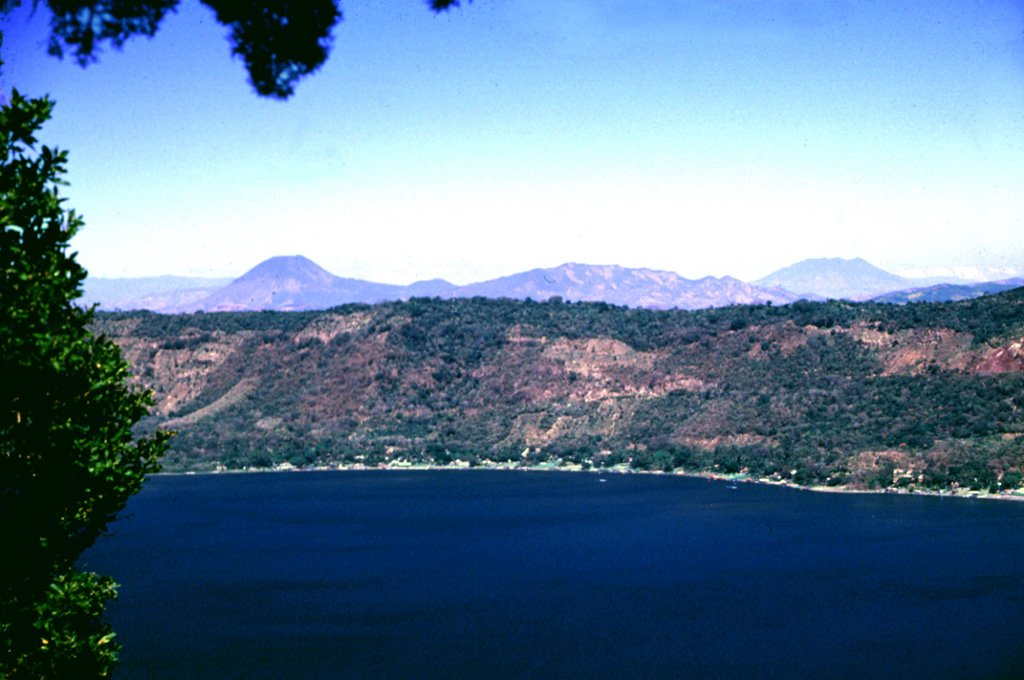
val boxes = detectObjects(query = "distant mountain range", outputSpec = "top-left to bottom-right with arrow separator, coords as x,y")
78,275 -> 234,311
752,257 -> 971,301
167,256 -> 455,312
81,255 -> 1013,313
870,278 -> 1024,304
444,262 -> 800,309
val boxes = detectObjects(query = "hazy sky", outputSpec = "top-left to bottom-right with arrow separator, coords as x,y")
3,0 -> 1023,284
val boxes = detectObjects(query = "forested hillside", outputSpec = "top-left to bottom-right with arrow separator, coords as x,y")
93,289 -> 1024,493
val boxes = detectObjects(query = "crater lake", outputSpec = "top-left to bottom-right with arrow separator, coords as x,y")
80,470 -> 1024,680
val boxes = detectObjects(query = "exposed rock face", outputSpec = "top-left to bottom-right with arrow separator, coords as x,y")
847,324 -> 976,375
115,331 -> 249,417
974,339 -> 1024,374
93,290 -> 1024,488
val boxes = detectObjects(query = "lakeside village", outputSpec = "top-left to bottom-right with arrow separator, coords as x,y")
185,448 -> 1024,500
108,292 -> 1024,500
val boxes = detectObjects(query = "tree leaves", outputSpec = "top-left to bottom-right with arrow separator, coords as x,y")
26,0 -> 468,98
0,90 -> 168,679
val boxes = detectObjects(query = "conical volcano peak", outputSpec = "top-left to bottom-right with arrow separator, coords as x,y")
236,255 -> 336,286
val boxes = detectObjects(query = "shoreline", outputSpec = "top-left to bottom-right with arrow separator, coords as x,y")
154,461 -> 1024,501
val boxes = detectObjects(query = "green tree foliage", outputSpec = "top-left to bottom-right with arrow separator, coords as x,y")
32,0 -> 338,98
11,0 -> 469,98
102,290 -> 1024,491
0,91 -> 168,678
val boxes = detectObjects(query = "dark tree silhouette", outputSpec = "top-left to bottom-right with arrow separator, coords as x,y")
42,0 -> 339,98
19,0 -> 468,99
0,88 -> 169,679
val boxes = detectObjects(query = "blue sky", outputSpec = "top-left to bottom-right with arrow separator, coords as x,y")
3,0 -> 1023,284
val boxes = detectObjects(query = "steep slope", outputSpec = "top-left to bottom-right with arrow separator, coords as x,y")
99,289 -> 1024,492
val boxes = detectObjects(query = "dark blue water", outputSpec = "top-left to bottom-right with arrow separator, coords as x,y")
80,470 -> 1024,680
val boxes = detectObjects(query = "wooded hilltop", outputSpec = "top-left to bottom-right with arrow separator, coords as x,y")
93,289 -> 1024,493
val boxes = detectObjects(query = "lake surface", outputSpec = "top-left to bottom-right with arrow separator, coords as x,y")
80,470 -> 1024,680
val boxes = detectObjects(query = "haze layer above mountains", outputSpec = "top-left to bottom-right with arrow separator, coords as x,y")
81,256 -> 1024,313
